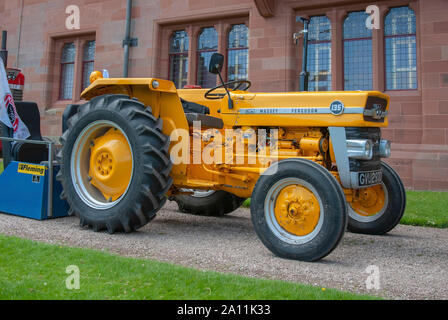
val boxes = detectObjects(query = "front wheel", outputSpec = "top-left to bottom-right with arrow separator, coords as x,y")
347,162 -> 406,235
250,159 -> 347,262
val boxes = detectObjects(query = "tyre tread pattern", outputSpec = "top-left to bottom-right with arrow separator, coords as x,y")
57,94 -> 172,233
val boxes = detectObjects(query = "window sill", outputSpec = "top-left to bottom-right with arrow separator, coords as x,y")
384,89 -> 421,97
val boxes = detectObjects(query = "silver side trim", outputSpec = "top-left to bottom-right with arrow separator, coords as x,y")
238,107 -> 365,115
328,127 -> 352,188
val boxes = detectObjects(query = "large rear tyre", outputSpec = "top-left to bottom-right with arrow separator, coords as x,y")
58,94 -> 173,233
250,159 -> 347,262
174,190 -> 245,216
347,162 -> 406,235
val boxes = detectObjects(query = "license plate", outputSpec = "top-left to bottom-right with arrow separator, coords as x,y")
358,170 -> 382,187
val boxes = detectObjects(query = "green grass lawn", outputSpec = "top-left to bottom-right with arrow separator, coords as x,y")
400,190 -> 448,228
243,190 -> 448,228
0,234 -> 378,300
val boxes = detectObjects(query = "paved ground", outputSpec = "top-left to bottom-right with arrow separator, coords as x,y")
0,201 -> 447,300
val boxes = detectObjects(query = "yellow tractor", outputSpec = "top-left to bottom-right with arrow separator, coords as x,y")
58,53 -> 405,261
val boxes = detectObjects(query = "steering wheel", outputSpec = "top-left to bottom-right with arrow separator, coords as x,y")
204,80 -> 251,100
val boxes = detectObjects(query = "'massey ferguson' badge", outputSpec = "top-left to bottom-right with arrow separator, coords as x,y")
358,170 -> 382,187
329,100 -> 345,115
17,163 -> 46,176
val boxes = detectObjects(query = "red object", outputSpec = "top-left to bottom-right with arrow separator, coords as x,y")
6,68 -> 25,90
183,85 -> 202,89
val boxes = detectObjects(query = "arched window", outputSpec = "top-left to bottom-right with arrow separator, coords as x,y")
228,24 -> 249,81
343,11 -> 372,90
59,42 -> 76,100
169,30 -> 189,88
306,16 -> 332,91
197,27 -> 218,88
82,40 -> 96,90
385,6 -> 417,90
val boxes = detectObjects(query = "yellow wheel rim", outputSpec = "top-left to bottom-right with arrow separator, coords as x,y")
350,184 -> 386,217
89,128 -> 133,202
274,184 -> 321,237
71,120 -> 134,209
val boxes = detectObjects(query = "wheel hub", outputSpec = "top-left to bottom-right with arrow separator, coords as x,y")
94,152 -> 114,177
274,185 -> 320,236
89,128 -> 132,202
350,184 -> 386,217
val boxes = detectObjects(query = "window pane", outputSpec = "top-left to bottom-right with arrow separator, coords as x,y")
385,7 -> 417,90
343,11 -> 371,39
344,39 -> 372,90
385,6 -> 416,36
385,36 -> 417,90
82,62 -> 95,90
343,12 -> 372,90
228,24 -> 248,49
169,31 -> 189,88
170,30 -> 189,53
198,51 -> 217,88
308,16 -> 331,42
82,41 -> 96,90
228,24 -> 249,81
83,40 -> 95,61
198,27 -> 218,50
61,42 -> 76,63
60,42 -> 75,100
197,27 -> 218,88
169,54 -> 188,89
60,63 -> 74,100
307,16 -> 331,91
228,48 -> 249,81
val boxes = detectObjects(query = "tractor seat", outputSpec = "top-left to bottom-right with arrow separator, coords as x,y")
184,113 -> 224,129
11,101 -> 48,164
180,98 -> 223,128
180,98 -> 210,115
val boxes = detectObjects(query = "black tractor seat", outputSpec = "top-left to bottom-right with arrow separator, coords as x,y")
180,98 -> 223,129
180,98 -> 210,115
184,113 -> 224,129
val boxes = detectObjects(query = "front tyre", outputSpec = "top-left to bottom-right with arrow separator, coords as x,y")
347,162 -> 406,235
58,94 -> 173,233
250,159 -> 347,262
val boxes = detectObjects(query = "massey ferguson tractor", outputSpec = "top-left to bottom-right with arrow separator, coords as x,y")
58,53 -> 405,261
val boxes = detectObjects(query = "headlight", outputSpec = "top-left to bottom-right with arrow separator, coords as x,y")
346,139 -> 373,160
379,139 -> 391,158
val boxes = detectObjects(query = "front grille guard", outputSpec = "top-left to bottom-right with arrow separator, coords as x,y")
329,127 -> 382,189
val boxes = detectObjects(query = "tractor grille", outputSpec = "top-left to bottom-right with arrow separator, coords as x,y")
346,127 -> 381,172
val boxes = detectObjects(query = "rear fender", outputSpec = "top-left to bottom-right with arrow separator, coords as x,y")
80,78 -> 189,177
80,78 -> 189,134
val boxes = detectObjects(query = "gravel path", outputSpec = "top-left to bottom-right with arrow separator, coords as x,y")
0,201 -> 447,300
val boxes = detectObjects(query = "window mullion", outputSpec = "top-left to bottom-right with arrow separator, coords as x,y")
187,26 -> 197,86
73,39 -> 84,102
